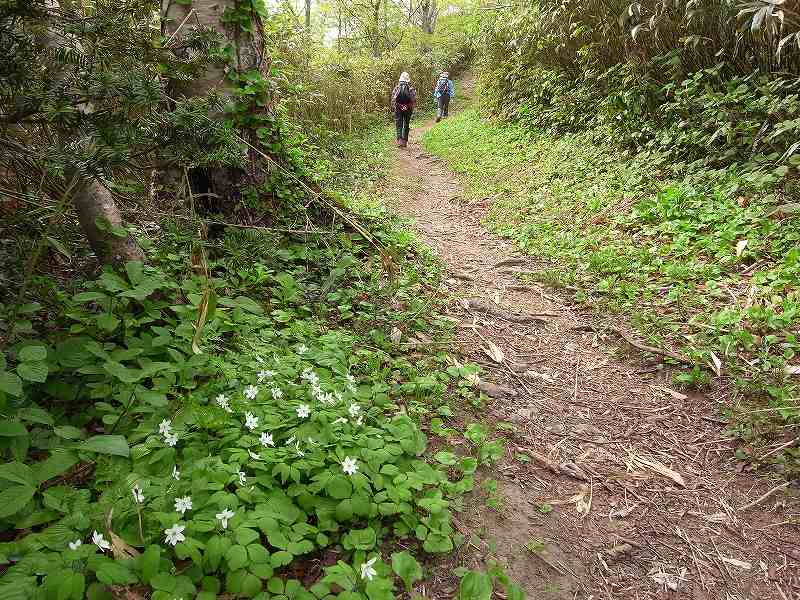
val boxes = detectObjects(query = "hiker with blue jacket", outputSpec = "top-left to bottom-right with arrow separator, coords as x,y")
434,71 -> 455,122
391,72 -> 417,148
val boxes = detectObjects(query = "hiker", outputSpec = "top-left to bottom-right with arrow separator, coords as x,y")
391,72 -> 416,148
434,71 -> 455,122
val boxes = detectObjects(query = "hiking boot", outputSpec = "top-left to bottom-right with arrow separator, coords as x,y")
396,139 -> 403,147
400,139 -> 407,148
435,116 -> 441,123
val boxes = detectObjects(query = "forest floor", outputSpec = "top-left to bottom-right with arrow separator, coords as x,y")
386,83 -> 800,599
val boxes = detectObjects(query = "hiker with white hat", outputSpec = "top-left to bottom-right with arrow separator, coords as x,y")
390,72 -> 417,148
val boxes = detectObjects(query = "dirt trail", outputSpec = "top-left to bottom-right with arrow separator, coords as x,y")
388,94 -> 799,599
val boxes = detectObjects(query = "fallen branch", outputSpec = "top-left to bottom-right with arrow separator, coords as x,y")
760,438 -> 799,461
573,324 -> 692,365
738,481 -> 791,512
490,257 -> 527,269
464,298 -> 550,324
516,446 -> 589,482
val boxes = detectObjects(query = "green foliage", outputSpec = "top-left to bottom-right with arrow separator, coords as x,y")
0,112 -> 492,595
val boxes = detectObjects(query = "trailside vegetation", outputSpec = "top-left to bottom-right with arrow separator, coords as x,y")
427,0 -> 800,470
0,1 -> 508,599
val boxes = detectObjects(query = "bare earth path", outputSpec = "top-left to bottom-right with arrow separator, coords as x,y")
388,110 -> 800,599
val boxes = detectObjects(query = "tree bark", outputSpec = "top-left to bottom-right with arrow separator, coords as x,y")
41,0 -> 145,266
305,0 -> 311,28
71,178 -> 145,266
161,0 -> 264,204
372,0 -> 382,57
420,0 -> 436,34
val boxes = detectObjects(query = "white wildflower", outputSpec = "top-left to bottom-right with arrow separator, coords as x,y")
68,539 -> 82,551
296,404 -> 310,419
302,368 -> 319,386
244,385 -> 259,400
296,344 -> 308,354
132,485 -> 145,504
346,374 -> 356,385
164,523 -> 185,546
348,404 -> 361,417
248,450 -> 261,460
92,530 -> 111,552
244,412 -> 259,431
172,465 -> 180,480
360,557 -> 378,581
238,471 -> 247,486
216,508 -> 235,529
164,432 -> 178,447
354,415 -> 364,427
174,496 -> 192,515
216,393 -> 231,412
295,442 -> 305,458
257,370 -> 275,382
271,387 -> 283,399
158,419 -> 172,436
342,456 -> 359,476
260,432 -> 274,447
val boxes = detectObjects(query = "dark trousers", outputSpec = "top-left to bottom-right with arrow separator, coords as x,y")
437,95 -> 450,119
395,109 -> 412,141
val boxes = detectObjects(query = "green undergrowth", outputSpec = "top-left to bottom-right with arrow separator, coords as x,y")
0,127 -> 521,599
424,109 -> 800,473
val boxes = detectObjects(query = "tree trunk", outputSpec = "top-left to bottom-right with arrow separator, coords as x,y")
42,0 -> 144,266
72,178 -> 145,266
161,0 -> 264,204
421,0 -> 436,35
305,0 -> 311,28
372,0 -> 382,57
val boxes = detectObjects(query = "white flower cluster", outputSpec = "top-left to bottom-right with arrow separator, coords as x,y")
79,361 -> 370,560
216,393 -> 232,413
159,419 -> 178,447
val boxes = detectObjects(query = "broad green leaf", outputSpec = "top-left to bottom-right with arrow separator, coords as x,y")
0,461 -> 36,487
0,372 -> 23,397
247,543 -> 270,564
225,545 -> 248,571
96,314 -> 120,332
18,345 -> 47,362
125,261 -> 145,285
457,571 -> 492,600
18,406 -> 53,425
54,425 -> 84,440
80,434 -> 130,457
391,551 -> 423,591
326,475 -> 352,499
0,484 -> 36,518
270,550 -> 293,567
17,361 -> 48,383
235,527 -> 259,546
434,451 -> 458,465
73,292 -> 107,303
240,573 -> 261,596
0,421 -> 28,436
234,296 -> 264,314
35,450 -> 79,484
139,545 -> 161,583
103,361 -> 144,383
